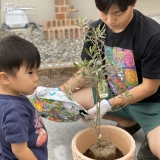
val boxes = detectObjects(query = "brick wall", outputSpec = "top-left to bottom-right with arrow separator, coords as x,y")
43,18 -> 88,39
43,0 -> 87,39
55,0 -> 69,19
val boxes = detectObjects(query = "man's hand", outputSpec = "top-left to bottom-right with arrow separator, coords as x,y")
88,99 -> 112,117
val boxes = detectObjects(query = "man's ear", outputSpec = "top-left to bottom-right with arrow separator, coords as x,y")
0,72 -> 10,84
133,0 -> 137,7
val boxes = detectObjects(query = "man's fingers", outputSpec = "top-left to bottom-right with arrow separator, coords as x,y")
87,106 -> 97,115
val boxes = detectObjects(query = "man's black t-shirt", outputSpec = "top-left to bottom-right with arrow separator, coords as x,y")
81,10 -> 160,102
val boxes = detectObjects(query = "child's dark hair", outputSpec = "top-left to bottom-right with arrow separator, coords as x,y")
0,35 -> 41,76
95,0 -> 136,14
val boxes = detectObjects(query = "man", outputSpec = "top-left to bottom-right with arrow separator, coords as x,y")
59,0 -> 160,159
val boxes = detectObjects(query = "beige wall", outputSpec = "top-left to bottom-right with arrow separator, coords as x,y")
69,0 -> 160,20
1,0 -> 55,25
1,0 -> 160,25
135,0 -> 160,16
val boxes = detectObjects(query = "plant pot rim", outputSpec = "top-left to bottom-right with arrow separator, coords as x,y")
72,125 -> 136,160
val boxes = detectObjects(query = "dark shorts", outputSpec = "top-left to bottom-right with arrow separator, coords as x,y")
92,87 -> 160,135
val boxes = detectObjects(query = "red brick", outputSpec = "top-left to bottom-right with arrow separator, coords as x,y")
54,29 -> 59,39
79,29 -> 85,38
64,29 -> 69,38
64,0 -> 69,5
52,20 -> 56,27
55,7 -> 59,13
56,13 -> 65,19
71,19 -> 75,26
66,19 -> 70,26
65,13 -> 69,19
43,31 -> 48,40
43,21 -> 48,30
62,19 -> 65,26
49,30 -> 54,40
57,20 -> 61,26
75,28 -> 79,38
69,28 -> 74,38
55,0 -> 64,6
48,21 -> 51,28
59,6 -> 69,12
59,30 -> 64,39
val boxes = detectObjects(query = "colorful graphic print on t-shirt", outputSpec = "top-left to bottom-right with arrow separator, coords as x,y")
34,110 -> 48,147
105,46 -> 138,95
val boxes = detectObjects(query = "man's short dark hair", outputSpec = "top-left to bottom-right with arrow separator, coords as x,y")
95,0 -> 136,13
0,35 -> 41,76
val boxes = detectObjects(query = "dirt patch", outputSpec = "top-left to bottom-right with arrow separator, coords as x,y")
38,67 -> 78,87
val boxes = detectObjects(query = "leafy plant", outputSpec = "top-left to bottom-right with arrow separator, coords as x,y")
65,17 -> 133,145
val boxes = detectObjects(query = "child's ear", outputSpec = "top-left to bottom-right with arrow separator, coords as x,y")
0,72 -> 10,84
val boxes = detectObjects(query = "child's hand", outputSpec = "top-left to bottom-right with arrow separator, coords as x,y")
87,99 -> 112,117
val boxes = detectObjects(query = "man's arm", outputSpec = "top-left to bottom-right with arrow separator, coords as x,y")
109,78 -> 160,107
88,78 -> 160,116
59,69 -> 89,93
11,142 -> 37,160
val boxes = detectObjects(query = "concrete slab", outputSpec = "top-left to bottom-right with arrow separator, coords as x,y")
44,118 -> 145,160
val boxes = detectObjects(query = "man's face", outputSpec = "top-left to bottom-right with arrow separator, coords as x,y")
98,4 -> 135,33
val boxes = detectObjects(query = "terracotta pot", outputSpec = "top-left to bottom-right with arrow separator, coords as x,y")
72,125 -> 136,160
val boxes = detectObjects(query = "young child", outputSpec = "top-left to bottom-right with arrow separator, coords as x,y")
0,35 -> 48,160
